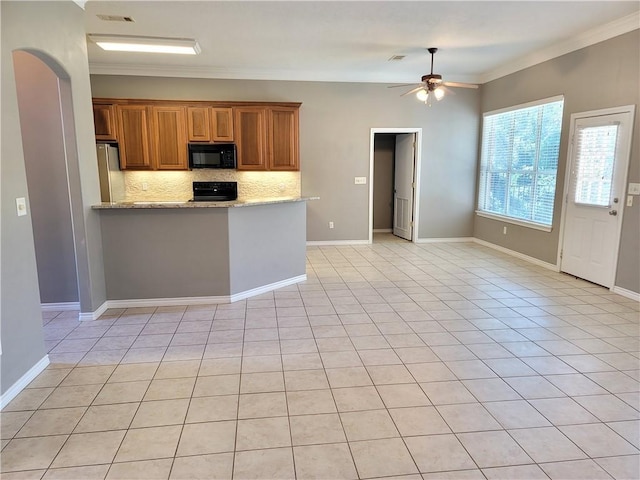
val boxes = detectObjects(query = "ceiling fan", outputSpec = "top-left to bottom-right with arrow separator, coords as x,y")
390,48 -> 478,104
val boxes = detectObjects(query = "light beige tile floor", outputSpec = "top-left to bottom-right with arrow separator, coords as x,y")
2,235 -> 639,479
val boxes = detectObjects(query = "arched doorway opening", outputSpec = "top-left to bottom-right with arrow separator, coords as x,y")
12,50 -> 81,317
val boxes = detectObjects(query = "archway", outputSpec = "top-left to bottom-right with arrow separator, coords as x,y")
12,50 -> 81,314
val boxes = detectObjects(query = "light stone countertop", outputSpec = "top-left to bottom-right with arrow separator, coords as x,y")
92,197 -> 318,209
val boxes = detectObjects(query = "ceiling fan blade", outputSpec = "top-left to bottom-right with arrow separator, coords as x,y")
443,81 -> 479,89
439,85 -> 455,97
401,85 -> 426,97
388,83 -> 419,89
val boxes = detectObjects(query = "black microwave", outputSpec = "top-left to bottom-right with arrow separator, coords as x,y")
188,143 -> 236,169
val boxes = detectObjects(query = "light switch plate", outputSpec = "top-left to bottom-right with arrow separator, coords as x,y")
354,177 -> 367,185
16,197 -> 27,217
628,183 -> 640,195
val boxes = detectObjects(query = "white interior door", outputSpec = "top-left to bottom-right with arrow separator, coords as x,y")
561,109 -> 634,288
393,133 -> 415,240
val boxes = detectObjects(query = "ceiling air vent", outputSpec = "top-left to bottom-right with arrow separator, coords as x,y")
388,55 -> 406,61
97,14 -> 135,22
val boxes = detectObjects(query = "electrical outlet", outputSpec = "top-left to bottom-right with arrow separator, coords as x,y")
354,177 -> 367,185
627,196 -> 633,207
16,197 -> 27,217
142,182 -> 148,191
503,226 -> 507,235
329,221 -> 334,229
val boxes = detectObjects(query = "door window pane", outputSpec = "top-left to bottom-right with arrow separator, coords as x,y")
574,124 -> 618,206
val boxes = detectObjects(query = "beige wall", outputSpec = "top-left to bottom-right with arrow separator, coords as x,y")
476,30 -> 639,293
90,75 -> 480,241
1,0 -> 106,395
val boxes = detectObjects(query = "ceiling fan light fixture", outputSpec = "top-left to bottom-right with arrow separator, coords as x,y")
88,34 -> 201,55
416,88 -> 429,102
390,46 -> 477,106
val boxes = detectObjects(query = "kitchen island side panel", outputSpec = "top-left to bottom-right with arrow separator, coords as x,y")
228,202 -> 306,294
100,208 -> 231,299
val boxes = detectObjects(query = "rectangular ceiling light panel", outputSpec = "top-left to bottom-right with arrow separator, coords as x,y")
88,34 -> 201,55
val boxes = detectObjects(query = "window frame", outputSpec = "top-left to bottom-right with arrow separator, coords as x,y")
476,95 -> 565,232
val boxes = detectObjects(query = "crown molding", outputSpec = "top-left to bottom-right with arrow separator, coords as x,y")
480,11 -> 640,84
88,62 -> 478,85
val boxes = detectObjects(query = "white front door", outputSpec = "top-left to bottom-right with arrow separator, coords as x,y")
560,108 -> 634,288
393,133 -> 415,240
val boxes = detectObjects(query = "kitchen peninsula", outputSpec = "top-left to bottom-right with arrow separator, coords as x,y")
93,197 -> 314,304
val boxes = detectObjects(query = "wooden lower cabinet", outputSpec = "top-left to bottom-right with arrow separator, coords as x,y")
235,107 -> 268,170
151,106 -> 187,170
116,105 -> 152,170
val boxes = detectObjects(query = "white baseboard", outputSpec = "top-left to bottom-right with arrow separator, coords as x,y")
309,237 -> 474,246
0,355 -> 50,409
230,275 -> 307,302
611,286 -> 640,302
79,301 -> 109,322
415,237 -> 474,244
80,275 -> 307,320
473,238 -> 559,272
41,302 -> 80,312
307,240 -> 370,246
105,295 -> 230,310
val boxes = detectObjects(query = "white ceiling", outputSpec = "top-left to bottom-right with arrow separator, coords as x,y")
84,1 -> 640,85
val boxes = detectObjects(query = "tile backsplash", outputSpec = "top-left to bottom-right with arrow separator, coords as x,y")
124,170 -> 301,201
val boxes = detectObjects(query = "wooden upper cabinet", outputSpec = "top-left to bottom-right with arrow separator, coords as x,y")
151,106 -> 188,170
268,107 -> 299,171
235,107 -> 267,170
211,108 -> 234,141
97,99 -> 299,171
116,105 -> 152,170
187,107 -> 210,142
187,107 -> 234,142
93,103 -> 117,141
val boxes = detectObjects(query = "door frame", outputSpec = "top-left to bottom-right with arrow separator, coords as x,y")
557,104 -> 635,288
369,128 -> 423,244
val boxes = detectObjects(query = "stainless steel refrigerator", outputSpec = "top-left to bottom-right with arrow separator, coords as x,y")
96,143 -> 125,203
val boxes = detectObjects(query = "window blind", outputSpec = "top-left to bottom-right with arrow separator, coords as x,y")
478,97 -> 564,226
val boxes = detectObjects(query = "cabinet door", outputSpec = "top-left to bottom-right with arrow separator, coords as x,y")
187,107 -> 210,142
117,105 -> 152,170
268,107 -> 299,171
93,103 -> 117,141
151,106 -> 188,170
235,107 -> 267,170
211,107 -> 234,141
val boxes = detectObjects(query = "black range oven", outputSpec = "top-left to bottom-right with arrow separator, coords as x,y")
191,181 -> 238,202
